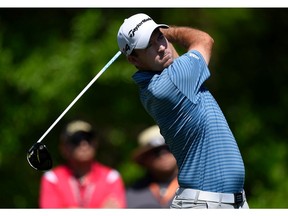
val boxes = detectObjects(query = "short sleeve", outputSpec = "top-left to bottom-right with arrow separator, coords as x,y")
168,50 -> 211,102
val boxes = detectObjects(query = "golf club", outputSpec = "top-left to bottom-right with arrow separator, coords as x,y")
27,51 -> 122,171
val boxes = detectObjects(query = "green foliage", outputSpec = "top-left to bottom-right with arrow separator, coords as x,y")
0,8 -> 288,208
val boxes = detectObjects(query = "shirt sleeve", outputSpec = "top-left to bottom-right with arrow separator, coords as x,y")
168,50 -> 211,103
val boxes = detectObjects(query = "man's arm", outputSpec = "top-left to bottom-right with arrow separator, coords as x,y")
161,26 -> 214,64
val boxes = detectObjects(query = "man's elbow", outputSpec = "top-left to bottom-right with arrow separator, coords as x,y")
205,33 -> 214,52
203,33 -> 214,64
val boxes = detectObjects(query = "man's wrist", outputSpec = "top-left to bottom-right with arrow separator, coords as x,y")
161,26 -> 178,43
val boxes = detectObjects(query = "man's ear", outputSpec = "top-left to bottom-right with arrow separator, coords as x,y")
127,55 -> 141,68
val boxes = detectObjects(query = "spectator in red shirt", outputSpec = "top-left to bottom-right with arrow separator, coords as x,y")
39,120 -> 126,208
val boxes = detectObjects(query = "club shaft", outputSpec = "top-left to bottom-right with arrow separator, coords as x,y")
37,51 -> 122,143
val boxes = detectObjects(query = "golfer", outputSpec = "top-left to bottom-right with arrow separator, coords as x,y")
117,13 -> 249,209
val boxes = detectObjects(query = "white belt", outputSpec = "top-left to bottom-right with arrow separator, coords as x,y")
176,188 -> 246,204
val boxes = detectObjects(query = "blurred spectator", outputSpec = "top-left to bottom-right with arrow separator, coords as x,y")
126,125 -> 178,208
39,120 -> 126,208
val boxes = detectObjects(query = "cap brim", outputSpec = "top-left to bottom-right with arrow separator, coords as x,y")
135,24 -> 169,50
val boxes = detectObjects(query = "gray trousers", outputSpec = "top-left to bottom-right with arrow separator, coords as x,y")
170,188 -> 249,209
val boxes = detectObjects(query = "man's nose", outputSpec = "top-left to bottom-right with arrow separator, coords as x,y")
158,44 -> 166,52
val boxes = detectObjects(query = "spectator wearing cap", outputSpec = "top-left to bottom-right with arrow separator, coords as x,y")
39,120 -> 126,208
126,125 -> 178,208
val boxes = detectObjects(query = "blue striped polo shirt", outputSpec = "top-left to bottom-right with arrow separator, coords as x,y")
132,50 -> 245,193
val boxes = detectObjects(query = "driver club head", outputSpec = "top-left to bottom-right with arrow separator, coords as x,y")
27,142 -> 53,171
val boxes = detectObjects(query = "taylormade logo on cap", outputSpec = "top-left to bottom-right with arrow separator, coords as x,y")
117,13 -> 168,56
128,17 -> 152,38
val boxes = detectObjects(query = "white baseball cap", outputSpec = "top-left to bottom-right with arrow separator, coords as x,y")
65,120 -> 93,135
117,13 -> 168,56
61,120 -> 96,143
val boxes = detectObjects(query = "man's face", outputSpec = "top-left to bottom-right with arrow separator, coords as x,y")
139,145 -> 177,174
129,28 -> 174,71
61,132 -> 97,163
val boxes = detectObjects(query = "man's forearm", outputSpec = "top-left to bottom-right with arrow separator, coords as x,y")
161,26 -> 213,50
161,26 -> 214,64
